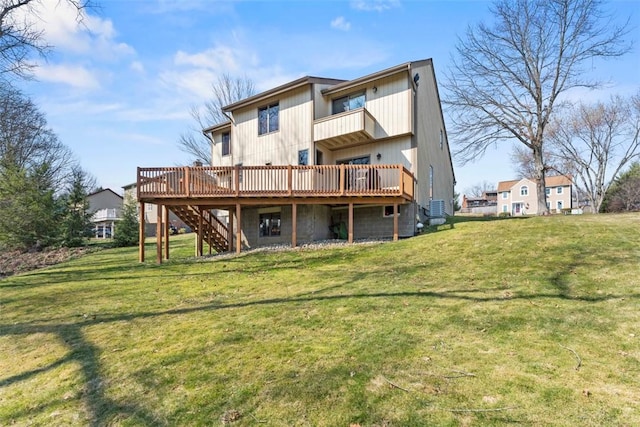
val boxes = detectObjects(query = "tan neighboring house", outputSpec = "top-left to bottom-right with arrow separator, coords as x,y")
87,188 -> 123,238
497,175 -> 573,216
122,182 -> 188,237
136,59 -> 455,260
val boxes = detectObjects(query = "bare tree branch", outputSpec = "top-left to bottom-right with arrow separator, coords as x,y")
0,0 -> 93,81
444,0 -> 631,215
177,73 -> 255,165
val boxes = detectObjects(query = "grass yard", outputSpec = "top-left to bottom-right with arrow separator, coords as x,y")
1,213 -> 638,426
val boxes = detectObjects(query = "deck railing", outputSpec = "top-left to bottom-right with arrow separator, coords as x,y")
137,164 -> 414,200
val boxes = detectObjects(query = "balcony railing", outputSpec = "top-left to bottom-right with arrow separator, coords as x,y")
313,108 -> 376,149
91,208 -> 121,222
137,164 -> 414,201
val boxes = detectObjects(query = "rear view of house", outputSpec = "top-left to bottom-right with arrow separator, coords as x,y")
136,59 -> 455,261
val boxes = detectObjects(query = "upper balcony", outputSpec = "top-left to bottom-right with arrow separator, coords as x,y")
91,208 -> 121,222
313,107 -> 377,150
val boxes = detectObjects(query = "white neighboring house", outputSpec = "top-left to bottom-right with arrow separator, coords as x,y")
497,175 -> 573,216
87,188 -> 123,238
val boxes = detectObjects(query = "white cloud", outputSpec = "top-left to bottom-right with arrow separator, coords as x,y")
351,0 -> 400,12
23,0 -> 135,60
34,64 -> 101,90
130,61 -> 145,73
331,16 -> 351,31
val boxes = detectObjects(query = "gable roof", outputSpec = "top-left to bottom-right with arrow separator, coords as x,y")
87,188 -> 123,200
497,175 -> 573,192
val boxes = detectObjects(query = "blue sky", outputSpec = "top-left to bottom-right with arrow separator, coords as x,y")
18,0 -> 640,195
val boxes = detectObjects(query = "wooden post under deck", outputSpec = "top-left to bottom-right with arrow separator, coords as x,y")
163,206 -> 170,260
156,203 -> 162,264
197,207 -> 203,257
393,203 -> 399,241
139,201 -> 145,262
228,209 -> 234,253
235,203 -> 242,254
291,202 -> 297,248
348,203 -> 354,243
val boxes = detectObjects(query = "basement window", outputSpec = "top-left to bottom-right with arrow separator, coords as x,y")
259,212 -> 281,237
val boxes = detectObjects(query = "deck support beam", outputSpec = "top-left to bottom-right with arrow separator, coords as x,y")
156,203 -> 163,264
291,202 -> 297,248
197,207 -> 203,257
164,206 -> 170,260
228,209 -> 234,253
348,203 -> 354,243
393,203 -> 399,241
139,201 -> 145,262
235,203 -> 242,254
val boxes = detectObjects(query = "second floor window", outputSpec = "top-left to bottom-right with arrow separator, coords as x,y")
221,132 -> 230,156
502,191 -> 508,199
332,92 -> 365,114
258,103 -> 279,135
545,187 -> 550,195
557,187 -> 563,194
520,186 -> 528,196
298,149 -> 308,165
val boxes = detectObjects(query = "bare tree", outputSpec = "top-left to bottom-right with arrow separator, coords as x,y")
0,0 -> 91,80
465,180 -> 495,198
444,0 -> 630,215
547,93 -> 640,213
178,73 -> 255,165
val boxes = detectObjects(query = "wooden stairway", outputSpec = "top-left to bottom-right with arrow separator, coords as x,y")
169,205 -> 229,253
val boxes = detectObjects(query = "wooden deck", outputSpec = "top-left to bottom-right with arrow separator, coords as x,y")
136,165 -> 415,262
137,164 -> 414,203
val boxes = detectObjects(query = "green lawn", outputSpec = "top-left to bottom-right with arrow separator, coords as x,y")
1,213 -> 638,426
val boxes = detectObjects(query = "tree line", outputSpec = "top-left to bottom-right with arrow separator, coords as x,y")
0,0 -> 138,251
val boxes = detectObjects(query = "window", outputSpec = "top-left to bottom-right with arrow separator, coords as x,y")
316,149 -> 323,165
520,186 -> 528,196
557,200 -> 563,210
258,103 -> 279,135
502,191 -> 508,199
221,132 -> 230,156
557,187 -> 563,194
298,149 -> 308,165
383,205 -> 400,217
332,92 -> 365,114
546,201 -> 550,209
439,129 -> 444,150
259,212 -> 281,237
502,205 -> 508,213
545,187 -> 550,195
146,204 -> 153,211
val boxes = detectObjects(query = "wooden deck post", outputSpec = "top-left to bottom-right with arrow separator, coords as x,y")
340,164 -> 345,195
156,203 -> 162,264
393,203 -> 399,241
139,201 -> 145,262
287,165 -> 293,196
228,209 -> 234,253
348,203 -> 354,243
197,207 -> 203,257
163,206 -> 170,260
235,203 -> 242,254
291,202 -> 297,248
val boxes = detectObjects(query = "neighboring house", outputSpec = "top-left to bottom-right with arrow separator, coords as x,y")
136,59 -> 455,260
497,175 -> 573,216
460,190 -> 497,215
87,188 -> 123,238
122,182 -> 189,237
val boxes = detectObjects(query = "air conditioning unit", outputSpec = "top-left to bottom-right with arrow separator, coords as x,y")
429,199 -> 445,218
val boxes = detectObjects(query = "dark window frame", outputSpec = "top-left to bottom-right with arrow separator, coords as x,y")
332,91 -> 365,115
258,103 -> 279,135
221,132 -> 230,156
259,212 -> 281,237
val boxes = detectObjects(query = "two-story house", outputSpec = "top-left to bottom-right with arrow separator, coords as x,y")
497,175 -> 573,216
136,59 -> 455,262
87,188 -> 123,238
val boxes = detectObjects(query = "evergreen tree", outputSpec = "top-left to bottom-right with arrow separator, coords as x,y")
58,167 -> 94,247
114,199 -> 139,247
602,162 -> 640,212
